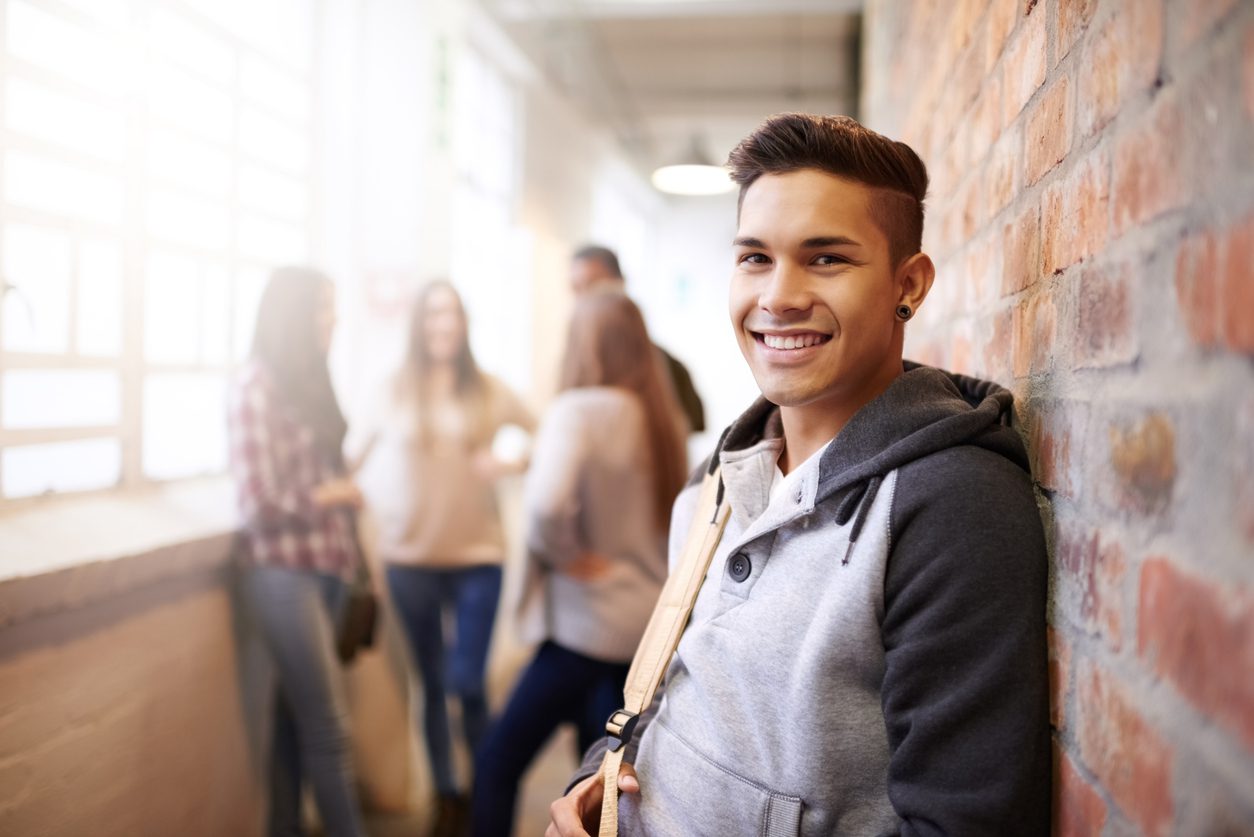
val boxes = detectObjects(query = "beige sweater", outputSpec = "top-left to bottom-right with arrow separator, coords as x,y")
361,374 -> 534,567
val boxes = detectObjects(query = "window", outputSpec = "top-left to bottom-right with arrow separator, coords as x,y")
0,0 -> 316,500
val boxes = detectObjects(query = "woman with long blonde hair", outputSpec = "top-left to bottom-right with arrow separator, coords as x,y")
471,288 -> 687,837
355,281 -> 534,837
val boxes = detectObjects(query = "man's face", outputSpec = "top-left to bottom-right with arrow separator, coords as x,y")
569,256 -> 616,295
730,169 -> 902,412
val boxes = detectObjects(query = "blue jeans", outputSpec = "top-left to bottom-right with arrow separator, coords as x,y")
471,641 -> 631,837
242,564 -> 364,837
386,563 -> 503,796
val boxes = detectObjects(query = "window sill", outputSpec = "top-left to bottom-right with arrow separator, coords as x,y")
0,476 -> 238,627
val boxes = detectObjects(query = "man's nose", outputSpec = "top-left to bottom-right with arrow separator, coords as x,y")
758,262 -> 811,315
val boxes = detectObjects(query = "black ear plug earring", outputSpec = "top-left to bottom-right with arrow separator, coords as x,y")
895,304 -> 913,321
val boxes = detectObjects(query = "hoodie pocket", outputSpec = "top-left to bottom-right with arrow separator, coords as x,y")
621,718 -> 803,837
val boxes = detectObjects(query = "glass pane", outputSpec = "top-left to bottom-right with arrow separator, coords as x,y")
77,237 -> 123,357
147,63 -> 233,144
147,128 -> 231,198
3,438 -> 121,498
239,107 -> 309,174
147,6 -> 234,85
201,264 -> 230,364
4,150 -> 125,224
2,224 -> 71,353
238,164 -> 308,221
5,0 -> 133,95
142,373 -> 227,480
5,76 -> 127,161
146,188 -> 230,250
144,250 -> 200,364
2,369 -> 121,429
240,54 -> 308,123
238,214 -> 307,263
234,265 -> 268,361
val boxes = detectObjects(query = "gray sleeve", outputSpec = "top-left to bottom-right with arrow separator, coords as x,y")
566,690 -> 665,793
883,446 -> 1051,836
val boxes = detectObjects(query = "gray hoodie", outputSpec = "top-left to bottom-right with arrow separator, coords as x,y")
574,363 -> 1051,836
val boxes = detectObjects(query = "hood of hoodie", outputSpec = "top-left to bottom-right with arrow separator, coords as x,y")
708,361 -> 1028,509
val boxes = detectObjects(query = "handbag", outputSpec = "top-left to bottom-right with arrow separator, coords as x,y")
337,515 -> 379,664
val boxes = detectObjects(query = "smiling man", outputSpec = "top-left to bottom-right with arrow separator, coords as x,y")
546,114 -> 1050,836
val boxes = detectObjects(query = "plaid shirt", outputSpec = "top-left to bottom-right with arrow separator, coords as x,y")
228,361 -> 358,581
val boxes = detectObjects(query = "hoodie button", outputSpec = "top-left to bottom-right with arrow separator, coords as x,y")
728,552 -> 752,582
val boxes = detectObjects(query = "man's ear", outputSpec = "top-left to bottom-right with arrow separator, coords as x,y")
895,252 -> 935,313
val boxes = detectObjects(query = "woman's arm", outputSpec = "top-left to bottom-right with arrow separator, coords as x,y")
523,395 -> 588,569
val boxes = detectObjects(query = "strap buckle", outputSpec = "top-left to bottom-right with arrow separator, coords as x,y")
604,709 -> 639,753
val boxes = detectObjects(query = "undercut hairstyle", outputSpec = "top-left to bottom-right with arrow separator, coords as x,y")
726,113 -> 929,267
572,244 -> 623,280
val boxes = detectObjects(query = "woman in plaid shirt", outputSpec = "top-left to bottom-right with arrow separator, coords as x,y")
229,267 -> 365,837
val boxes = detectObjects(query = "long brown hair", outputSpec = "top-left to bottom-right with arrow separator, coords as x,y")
250,266 -> 347,468
398,280 -> 488,447
560,289 -> 686,532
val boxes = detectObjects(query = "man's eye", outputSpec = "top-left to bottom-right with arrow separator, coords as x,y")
739,253 -> 770,265
814,254 -> 849,266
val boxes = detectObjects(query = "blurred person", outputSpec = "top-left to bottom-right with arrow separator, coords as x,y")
229,266 -> 366,837
547,114 -> 1049,836
353,281 -> 534,837
569,245 -> 705,434
470,289 -> 687,837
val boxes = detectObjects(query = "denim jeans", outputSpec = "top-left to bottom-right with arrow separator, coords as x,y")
386,563 -> 503,796
471,641 -> 631,837
243,564 -> 364,837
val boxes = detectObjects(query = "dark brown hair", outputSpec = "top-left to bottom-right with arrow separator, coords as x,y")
572,244 -> 623,280
560,289 -> 686,532
250,266 -> 347,467
399,280 -> 489,448
726,113 -> 929,266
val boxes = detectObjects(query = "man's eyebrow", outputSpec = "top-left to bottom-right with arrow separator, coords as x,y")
732,236 -> 766,248
801,236 -> 862,248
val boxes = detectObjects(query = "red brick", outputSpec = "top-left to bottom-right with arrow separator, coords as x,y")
1175,215 -> 1254,354
1078,2 -> 1165,139
969,77 -> 1004,169
1113,94 -> 1185,236
979,306 -> 1015,381
1012,287 -> 1057,377
1220,216 -> 1254,352
1077,663 -> 1174,836
1139,557 -> 1254,751
1001,6 -> 1047,127
1025,74 -> 1072,185
1053,743 -> 1107,837
965,230 -> 1002,308
984,130 -> 1019,223
1237,397 -> 1254,543
1002,205 -> 1041,295
1057,0 -> 1098,65
1175,229 -> 1223,347
1043,150 -> 1110,274
1075,262 -> 1137,368
1029,400 -> 1080,497
1047,627 -> 1072,730
984,0 -> 1018,71
1108,412 -> 1176,516
1056,524 -> 1126,649
959,171 -> 984,240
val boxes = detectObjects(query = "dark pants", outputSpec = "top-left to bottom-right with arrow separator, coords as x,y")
471,641 -> 630,837
386,563 -> 503,796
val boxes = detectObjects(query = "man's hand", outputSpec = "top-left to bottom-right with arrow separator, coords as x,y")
564,551 -> 614,582
311,478 -> 363,510
545,763 -> 640,837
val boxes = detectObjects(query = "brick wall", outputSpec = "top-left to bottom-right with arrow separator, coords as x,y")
863,1 -> 1253,833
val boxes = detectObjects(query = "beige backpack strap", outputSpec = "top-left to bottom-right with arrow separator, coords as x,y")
598,467 -> 731,837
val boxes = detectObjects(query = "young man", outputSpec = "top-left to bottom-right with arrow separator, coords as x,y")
546,114 -> 1050,835
569,245 -> 706,434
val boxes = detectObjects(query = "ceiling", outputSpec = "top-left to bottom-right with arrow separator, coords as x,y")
486,0 -> 864,176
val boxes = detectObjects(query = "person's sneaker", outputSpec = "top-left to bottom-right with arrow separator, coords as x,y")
430,792 -> 469,837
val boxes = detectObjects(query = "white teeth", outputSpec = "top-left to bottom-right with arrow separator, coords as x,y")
762,333 -> 825,350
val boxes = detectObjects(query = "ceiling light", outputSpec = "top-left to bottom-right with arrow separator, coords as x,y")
650,138 -> 735,196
